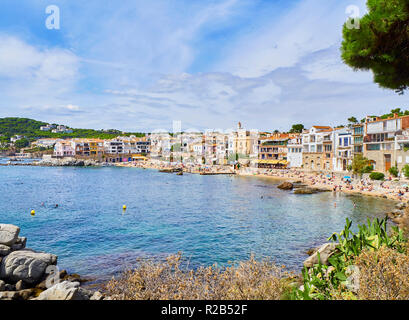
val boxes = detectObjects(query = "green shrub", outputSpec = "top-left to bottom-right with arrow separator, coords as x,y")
369,172 -> 385,180
403,165 -> 409,178
362,165 -> 373,173
389,166 -> 399,177
294,218 -> 407,300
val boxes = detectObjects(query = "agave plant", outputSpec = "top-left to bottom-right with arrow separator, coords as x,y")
294,217 -> 407,300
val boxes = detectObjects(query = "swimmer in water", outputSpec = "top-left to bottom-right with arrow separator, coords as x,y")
334,202 -> 337,207
55,204 -> 59,208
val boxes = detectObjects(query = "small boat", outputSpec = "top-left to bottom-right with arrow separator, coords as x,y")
176,171 -> 183,176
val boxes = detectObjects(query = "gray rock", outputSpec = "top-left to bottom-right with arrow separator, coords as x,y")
0,249 -> 57,285
34,281 -> 89,300
15,237 -> 27,248
0,224 -> 20,246
11,243 -> 25,251
303,243 -> 338,268
0,244 -> 11,256
0,280 -> 5,291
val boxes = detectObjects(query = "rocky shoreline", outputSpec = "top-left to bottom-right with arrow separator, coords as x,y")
0,223 -> 108,300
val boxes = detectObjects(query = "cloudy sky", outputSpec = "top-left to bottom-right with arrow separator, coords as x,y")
0,0 -> 407,132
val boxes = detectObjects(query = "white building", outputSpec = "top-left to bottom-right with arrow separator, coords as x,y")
287,135 -> 303,168
332,128 -> 353,172
32,138 -> 60,148
104,138 -> 124,154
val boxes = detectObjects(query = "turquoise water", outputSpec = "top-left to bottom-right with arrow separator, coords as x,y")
0,165 -> 395,280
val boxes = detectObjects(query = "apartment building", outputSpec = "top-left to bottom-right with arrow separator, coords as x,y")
302,126 -> 333,171
332,127 -> 353,172
73,139 -> 104,157
352,123 -> 364,155
104,138 -> 124,154
363,114 -> 409,172
204,131 -> 229,165
287,135 -> 303,168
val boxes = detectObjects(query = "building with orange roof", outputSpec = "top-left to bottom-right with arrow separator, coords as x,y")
302,126 -> 334,171
256,133 -> 296,168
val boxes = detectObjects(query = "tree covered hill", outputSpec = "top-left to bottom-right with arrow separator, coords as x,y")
0,117 -> 145,141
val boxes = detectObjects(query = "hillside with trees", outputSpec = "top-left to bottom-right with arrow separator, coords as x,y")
0,117 -> 145,142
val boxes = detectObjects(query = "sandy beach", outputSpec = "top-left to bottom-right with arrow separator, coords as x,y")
117,160 -> 409,203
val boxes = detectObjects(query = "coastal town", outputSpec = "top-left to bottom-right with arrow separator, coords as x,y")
3,111 -> 409,204
3,111 -> 409,175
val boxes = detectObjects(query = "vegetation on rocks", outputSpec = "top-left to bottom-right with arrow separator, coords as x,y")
105,217 -> 409,300
104,254 -> 294,300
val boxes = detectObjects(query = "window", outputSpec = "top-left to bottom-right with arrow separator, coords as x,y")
344,137 -> 349,146
367,144 -> 380,151
406,156 -> 409,164
398,156 -> 403,163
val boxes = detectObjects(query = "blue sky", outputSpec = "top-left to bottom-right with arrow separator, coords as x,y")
0,0 -> 407,132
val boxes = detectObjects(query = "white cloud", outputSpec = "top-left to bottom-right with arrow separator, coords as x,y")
216,0 -> 368,78
65,104 -> 80,111
0,34 -> 78,81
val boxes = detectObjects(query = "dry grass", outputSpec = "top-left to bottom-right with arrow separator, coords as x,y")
104,253 -> 297,300
353,246 -> 409,300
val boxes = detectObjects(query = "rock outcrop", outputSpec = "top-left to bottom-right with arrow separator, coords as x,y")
33,281 -> 91,300
0,249 -> 57,285
0,224 -> 20,246
277,182 -> 294,190
294,187 -> 330,195
303,243 -> 338,268
0,223 -> 106,300
37,157 -> 100,167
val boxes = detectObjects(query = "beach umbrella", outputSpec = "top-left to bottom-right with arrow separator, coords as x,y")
326,174 -> 331,177
403,184 -> 409,188
344,176 -> 352,180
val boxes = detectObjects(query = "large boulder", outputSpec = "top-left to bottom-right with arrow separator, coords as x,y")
277,182 -> 294,190
303,243 -> 338,268
0,249 -> 57,285
0,224 -> 20,246
33,281 -> 90,300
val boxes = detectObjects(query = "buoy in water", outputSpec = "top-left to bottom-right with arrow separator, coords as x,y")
123,205 -> 127,210
30,210 -> 35,216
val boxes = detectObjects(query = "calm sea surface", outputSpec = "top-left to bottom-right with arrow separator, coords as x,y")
0,164 -> 396,280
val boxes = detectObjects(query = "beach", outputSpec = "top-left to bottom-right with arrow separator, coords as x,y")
115,160 -> 409,202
